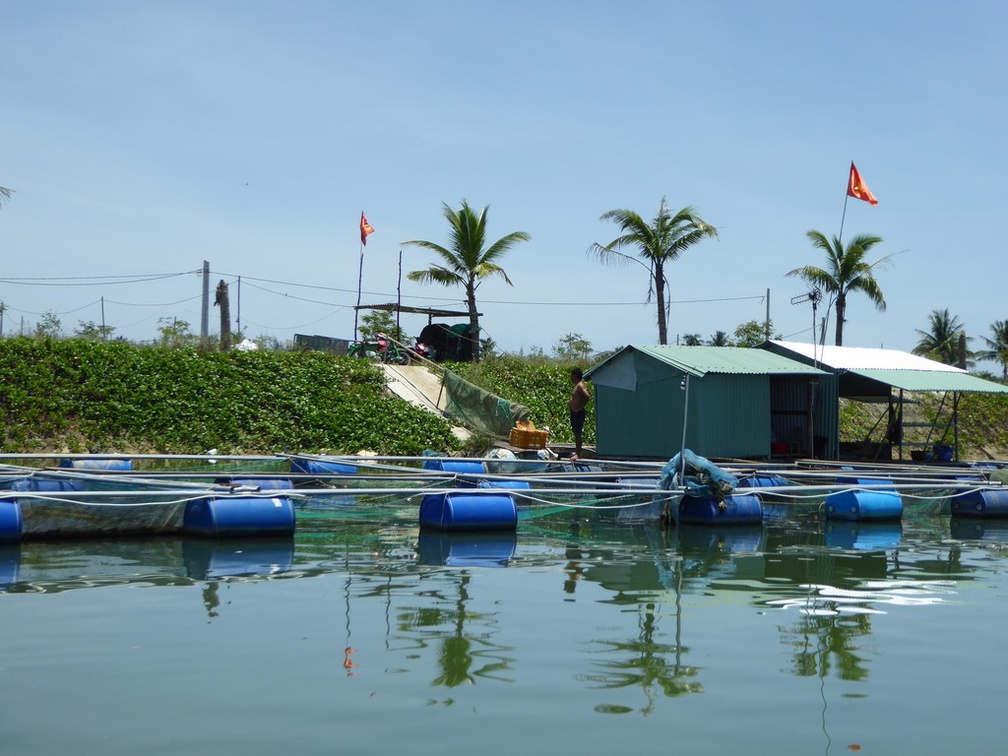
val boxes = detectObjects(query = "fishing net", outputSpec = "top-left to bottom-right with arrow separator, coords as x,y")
442,370 -> 530,437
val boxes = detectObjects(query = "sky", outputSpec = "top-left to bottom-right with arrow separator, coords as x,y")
2,1 -> 1006,370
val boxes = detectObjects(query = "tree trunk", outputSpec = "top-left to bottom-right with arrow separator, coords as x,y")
214,280 -> 231,352
655,264 -> 668,345
466,284 -> 480,363
834,294 -> 846,346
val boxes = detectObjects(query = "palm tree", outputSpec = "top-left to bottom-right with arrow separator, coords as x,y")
0,186 -> 11,208
786,231 -> 891,346
404,201 -> 529,362
913,308 -> 971,366
708,330 -> 731,347
589,199 -> 718,345
977,319 -> 1008,379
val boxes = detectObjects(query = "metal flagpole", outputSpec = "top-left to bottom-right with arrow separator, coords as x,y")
396,250 -> 402,338
354,241 -> 364,341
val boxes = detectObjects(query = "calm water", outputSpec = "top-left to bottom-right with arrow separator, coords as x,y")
3,496 -> 1008,755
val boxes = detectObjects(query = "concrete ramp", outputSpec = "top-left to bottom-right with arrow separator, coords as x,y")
380,364 -> 470,440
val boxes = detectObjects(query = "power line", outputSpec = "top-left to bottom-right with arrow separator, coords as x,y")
0,270 -> 199,287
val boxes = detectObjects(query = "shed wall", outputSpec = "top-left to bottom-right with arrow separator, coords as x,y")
594,373 -> 772,459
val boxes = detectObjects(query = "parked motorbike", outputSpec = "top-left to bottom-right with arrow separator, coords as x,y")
348,333 -> 410,364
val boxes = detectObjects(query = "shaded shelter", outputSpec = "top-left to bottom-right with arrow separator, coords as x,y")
762,340 -> 1008,461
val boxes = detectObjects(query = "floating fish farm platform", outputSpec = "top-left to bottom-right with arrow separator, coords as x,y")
0,452 -> 1005,541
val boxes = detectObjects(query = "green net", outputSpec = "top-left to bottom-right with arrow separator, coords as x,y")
443,370 -> 530,436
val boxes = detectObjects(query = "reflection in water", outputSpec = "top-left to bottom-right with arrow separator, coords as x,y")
395,571 -> 515,688
575,526 -> 718,711
416,531 -> 517,568
2,505 -> 998,713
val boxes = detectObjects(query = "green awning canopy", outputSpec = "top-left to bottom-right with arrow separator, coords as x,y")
846,368 -> 1008,394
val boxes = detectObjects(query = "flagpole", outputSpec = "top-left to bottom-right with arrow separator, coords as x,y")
354,241 -> 364,341
396,249 -> 403,339
838,192 -> 850,247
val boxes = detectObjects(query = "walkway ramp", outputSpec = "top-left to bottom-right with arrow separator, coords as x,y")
379,364 -> 471,441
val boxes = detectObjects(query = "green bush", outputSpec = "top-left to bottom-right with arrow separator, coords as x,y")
0,338 -> 458,455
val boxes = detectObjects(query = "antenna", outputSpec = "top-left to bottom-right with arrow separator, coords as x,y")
790,288 -> 823,367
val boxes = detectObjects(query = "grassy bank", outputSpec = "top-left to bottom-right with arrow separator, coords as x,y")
0,338 -> 458,455
1,338 -> 1004,459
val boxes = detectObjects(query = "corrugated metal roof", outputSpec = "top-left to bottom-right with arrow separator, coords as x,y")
769,340 -> 963,372
631,345 -> 828,377
849,368 -> 1008,393
766,341 -> 1008,394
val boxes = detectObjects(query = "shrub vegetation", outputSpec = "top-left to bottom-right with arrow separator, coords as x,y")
0,338 -> 457,455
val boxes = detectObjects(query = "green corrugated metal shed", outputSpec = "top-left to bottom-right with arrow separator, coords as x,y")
585,346 -> 834,460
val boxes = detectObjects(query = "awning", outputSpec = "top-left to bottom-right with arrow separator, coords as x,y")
847,368 -> 1008,394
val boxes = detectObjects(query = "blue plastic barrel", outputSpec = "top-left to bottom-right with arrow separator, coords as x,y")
290,458 -> 357,476
0,501 -> 23,544
184,496 -> 296,538
419,491 -> 518,531
58,458 -> 133,471
417,531 -> 517,567
951,488 -> 1008,517
422,459 -> 487,475
738,475 -> 791,489
825,490 -> 903,520
677,493 -> 763,525
825,521 -> 903,550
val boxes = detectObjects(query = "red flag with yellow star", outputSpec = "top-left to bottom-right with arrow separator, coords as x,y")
360,212 -> 375,245
847,162 -> 879,206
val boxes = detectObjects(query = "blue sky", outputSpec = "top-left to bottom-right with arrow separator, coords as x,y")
2,1 -> 1005,369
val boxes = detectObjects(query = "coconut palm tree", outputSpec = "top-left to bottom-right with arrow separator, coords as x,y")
913,308 -> 971,366
786,231 -> 891,346
977,319 -> 1008,380
404,201 -> 529,363
0,186 -> 11,208
589,199 -> 718,345
708,330 -> 731,346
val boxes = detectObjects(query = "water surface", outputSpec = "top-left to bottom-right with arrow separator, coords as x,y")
2,498 -> 1007,755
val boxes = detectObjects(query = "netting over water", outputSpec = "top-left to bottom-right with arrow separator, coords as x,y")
443,370 -> 530,436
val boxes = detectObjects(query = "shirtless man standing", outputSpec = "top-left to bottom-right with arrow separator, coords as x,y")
568,368 -> 590,460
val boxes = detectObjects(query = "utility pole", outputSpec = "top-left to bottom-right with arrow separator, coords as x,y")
200,260 -> 210,344
764,288 -> 771,340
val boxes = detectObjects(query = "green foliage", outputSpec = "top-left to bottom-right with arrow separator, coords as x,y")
787,231 -> 891,346
404,200 -> 530,362
450,356 -> 595,446
75,321 -> 116,341
590,198 -> 718,345
158,317 -> 197,348
913,308 -> 971,367
0,338 -> 458,455
733,319 -> 780,348
708,330 -> 730,347
359,310 -> 405,343
34,311 -> 62,339
553,332 -> 592,361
